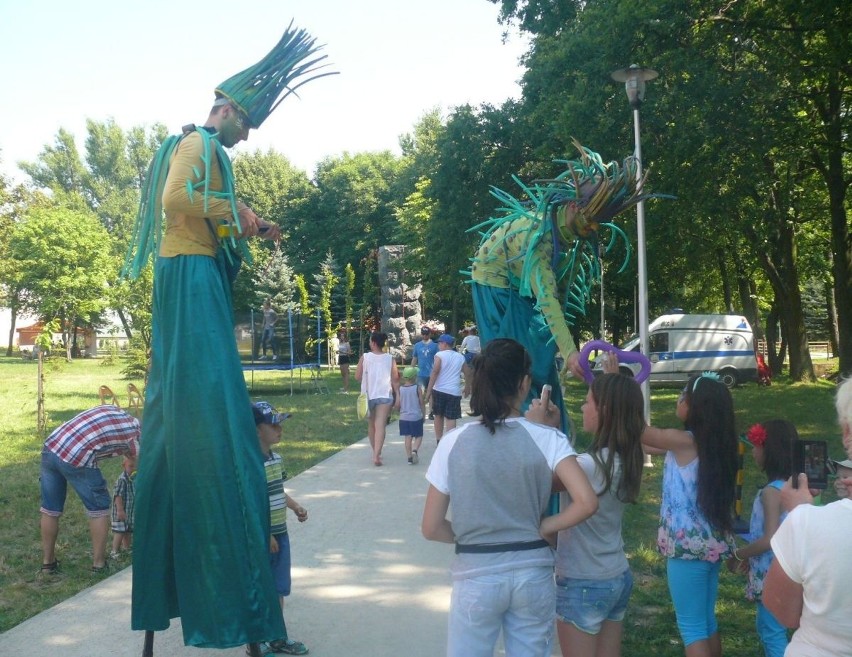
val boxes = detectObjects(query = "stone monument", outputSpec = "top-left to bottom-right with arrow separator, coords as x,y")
377,245 -> 423,362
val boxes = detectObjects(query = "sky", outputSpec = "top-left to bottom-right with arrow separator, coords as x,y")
0,0 -> 530,184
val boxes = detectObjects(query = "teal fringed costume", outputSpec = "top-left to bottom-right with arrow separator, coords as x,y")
124,24 -> 334,649
466,140 -> 657,434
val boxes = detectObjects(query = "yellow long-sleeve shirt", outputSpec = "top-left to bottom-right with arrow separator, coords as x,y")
160,131 -> 237,258
470,217 -> 577,360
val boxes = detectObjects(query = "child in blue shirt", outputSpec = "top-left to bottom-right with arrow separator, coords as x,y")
397,366 -> 425,464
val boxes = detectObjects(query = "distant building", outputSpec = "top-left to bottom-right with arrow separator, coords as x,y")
1,308 -> 128,357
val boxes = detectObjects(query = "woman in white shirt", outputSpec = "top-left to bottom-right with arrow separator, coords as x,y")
356,332 -> 399,466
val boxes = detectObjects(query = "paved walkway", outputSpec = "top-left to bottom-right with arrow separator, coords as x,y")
1,406 -> 561,656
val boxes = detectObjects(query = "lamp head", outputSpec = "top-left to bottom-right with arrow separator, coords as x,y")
611,65 -> 658,109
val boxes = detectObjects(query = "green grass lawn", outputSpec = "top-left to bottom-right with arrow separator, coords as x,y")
0,353 -> 845,655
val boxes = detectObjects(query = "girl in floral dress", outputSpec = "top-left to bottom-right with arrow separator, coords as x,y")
642,374 -> 739,657
727,420 -> 794,657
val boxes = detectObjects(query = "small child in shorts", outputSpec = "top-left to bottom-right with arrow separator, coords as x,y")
398,366 -> 425,464
252,401 -> 309,656
111,454 -> 136,558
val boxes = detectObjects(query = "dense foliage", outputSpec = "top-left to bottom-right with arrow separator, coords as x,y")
0,0 -> 849,376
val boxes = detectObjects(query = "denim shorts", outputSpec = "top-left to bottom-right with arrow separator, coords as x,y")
555,569 -> 634,634
368,397 -> 393,412
270,533 -> 292,597
40,448 -> 111,517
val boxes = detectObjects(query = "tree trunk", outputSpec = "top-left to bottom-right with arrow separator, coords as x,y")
5,305 -> 17,357
717,248 -> 733,313
117,307 -> 133,341
37,350 -> 46,434
766,306 -> 782,374
814,70 -> 852,377
758,220 -> 815,382
826,275 -> 839,358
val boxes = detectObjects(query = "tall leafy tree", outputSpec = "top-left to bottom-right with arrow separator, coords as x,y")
8,204 -> 114,360
490,0 -> 849,379
297,152 -> 404,281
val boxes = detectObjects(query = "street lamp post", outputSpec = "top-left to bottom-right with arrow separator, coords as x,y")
612,64 -> 657,464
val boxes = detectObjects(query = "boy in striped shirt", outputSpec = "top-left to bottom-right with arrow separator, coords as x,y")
252,402 -> 309,656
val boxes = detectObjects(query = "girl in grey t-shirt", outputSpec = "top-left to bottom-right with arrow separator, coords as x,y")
554,371 -> 645,657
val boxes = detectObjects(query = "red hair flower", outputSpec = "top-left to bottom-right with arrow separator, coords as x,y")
746,423 -> 767,447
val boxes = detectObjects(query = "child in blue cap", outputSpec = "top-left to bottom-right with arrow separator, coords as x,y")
252,401 -> 309,656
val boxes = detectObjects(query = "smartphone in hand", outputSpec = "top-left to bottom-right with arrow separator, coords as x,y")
792,440 -> 829,490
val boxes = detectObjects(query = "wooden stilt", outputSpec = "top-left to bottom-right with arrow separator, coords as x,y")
142,630 -> 154,657
247,643 -> 263,657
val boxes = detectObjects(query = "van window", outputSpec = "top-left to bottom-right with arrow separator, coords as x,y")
649,332 -> 669,353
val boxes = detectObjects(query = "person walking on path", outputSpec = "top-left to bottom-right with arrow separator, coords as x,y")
123,23 -> 334,652
422,338 -> 598,657
412,326 -> 438,419
39,405 -> 140,575
252,402 -> 309,656
460,326 -> 481,397
425,334 -> 466,442
336,329 -> 352,393
398,366 -> 425,464
356,332 -> 399,466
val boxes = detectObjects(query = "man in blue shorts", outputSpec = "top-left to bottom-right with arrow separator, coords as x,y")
39,405 -> 140,575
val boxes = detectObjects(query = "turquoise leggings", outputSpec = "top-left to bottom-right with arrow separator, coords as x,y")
666,559 -> 720,646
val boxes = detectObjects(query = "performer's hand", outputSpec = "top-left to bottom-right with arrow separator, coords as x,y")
564,351 -> 585,381
236,206 -> 261,238
258,221 -> 281,241
294,506 -> 308,523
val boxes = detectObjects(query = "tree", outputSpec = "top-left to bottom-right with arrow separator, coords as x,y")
8,204 -> 114,360
296,152 -> 405,281
489,0 -> 849,379
20,120 -> 169,349
312,250 -> 341,338
251,246 -> 300,313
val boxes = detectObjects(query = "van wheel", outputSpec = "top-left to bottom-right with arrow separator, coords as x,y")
619,366 -> 635,378
719,369 -> 738,388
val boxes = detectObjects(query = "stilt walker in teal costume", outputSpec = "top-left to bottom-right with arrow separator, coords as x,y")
123,23 -> 334,655
466,140 -> 661,437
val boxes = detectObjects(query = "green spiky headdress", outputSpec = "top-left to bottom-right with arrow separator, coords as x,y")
466,139 -> 673,323
214,20 -> 336,128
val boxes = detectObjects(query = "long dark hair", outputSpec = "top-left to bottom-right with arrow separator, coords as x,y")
588,374 -> 645,503
683,374 -> 738,533
759,419 -> 797,482
469,339 -> 531,434
369,332 -> 387,350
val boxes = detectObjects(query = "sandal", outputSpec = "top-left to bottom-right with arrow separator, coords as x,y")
39,561 -> 60,575
91,564 -> 109,574
268,638 -> 309,655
